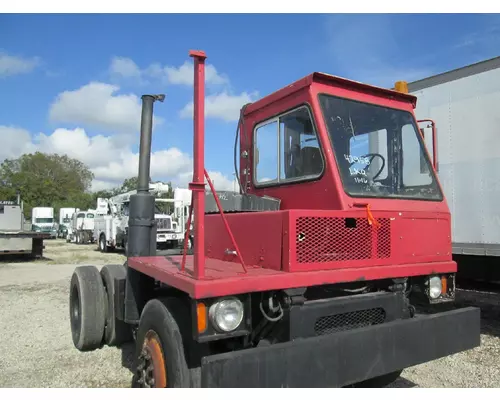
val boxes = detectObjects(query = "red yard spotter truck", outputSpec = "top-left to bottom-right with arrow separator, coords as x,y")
68,50 -> 481,388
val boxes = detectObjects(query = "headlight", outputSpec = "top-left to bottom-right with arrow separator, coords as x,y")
428,276 -> 442,299
209,297 -> 244,332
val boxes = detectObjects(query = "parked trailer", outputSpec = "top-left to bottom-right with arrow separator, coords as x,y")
407,56 -> 500,282
1,199 -> 50,258
68,50 -> 480,388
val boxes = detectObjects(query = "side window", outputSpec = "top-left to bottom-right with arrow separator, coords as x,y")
280,107 -> 322,180
254,106 -> 323,186
254,121 -> 279,184
402,123 -> 432,186
77,213 -> 85,218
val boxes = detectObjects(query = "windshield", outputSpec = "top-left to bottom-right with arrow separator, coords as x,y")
35,218 -> 53,223
318,94 -> 442,201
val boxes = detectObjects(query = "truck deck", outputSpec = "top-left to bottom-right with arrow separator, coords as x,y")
0,230 -> 52,238
0,230 -> 50,256
128,255 -> 456,299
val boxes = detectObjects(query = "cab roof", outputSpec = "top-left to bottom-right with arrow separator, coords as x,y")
243,72 -> 418,116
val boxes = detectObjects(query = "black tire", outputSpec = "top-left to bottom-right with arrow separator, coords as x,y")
132,298 -> 192,388
100,264 -> 132,347
69,265 -> 107,351
99,234 -> 108,253
349,370 -> 403,388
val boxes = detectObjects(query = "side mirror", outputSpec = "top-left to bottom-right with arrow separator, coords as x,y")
417,119 -> 438,172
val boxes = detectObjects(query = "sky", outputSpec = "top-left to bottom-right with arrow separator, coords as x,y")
1,13 -> 499,192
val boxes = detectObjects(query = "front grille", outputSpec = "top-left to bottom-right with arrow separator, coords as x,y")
314,307 -> 386,336
156,217 -> 171,231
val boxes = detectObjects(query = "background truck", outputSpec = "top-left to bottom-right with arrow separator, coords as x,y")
94,184 -> 181,254
67,210 -> 96,244
31,207 -> 57,239
172,187 -> 194,248
58,207 -> 78,239
1,197 -> 50,258
407,56 -> 500,282
67,49 -> 480,388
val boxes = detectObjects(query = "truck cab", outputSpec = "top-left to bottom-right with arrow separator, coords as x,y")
58,207 -> 77,239
31,207 -> 56,239
235,73 -> 451,279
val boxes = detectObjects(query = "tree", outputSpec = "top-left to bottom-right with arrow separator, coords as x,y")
0,152 -> 95,218
120,177 -> 139,193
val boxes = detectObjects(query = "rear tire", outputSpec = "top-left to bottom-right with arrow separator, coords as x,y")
132,298 -> 192,388
69,265 -> 107,351
100,264 -> 132,347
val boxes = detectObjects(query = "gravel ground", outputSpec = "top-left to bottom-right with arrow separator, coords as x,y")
1,239 -> 499,388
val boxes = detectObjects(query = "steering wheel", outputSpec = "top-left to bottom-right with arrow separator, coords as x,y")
350,153 -> 386,181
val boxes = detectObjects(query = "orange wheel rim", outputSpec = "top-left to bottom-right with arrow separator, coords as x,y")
137,330 -> 167,388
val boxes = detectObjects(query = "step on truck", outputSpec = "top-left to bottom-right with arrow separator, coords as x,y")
68,49 -> 481,388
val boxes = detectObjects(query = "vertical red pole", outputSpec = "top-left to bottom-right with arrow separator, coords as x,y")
189,50 -> 207,279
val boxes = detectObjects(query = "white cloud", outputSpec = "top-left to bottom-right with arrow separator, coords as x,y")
0,52 -> 41,77
49,82 -> 164,133
91,179 -> 118,192
204,170 -> 238,192
108,56 -> 257,122
109,57 -> 228,86
1,125 -> 237,193
109,57 -> 142,80
0,126 -> 37,161
180,91 -> 258,122
160,61 -> 228,86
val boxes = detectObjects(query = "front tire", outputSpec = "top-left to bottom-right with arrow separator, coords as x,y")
69,265 -> 107,351
132,298 -> 191,388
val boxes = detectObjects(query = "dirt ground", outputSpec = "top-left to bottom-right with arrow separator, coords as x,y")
0,239 -> 499,388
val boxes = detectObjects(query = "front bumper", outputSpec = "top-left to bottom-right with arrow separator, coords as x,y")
200,306 -> 480,388
156,232 -> 182,242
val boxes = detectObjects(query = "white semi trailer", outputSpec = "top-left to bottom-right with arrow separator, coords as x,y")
405,56 -> 500,281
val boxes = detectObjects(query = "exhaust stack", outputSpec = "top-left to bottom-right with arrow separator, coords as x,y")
128,94 -> 165,258
124,94 -> 164,324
